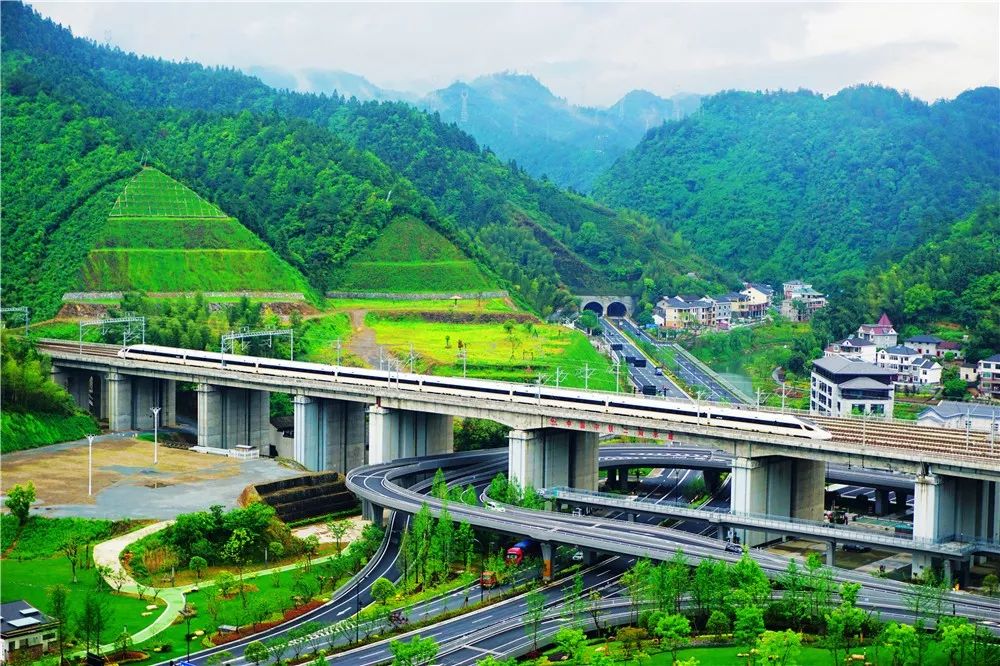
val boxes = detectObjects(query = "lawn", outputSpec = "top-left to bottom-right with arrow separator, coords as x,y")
368,317 -> 619,390
323,297 -> 514,313
297,313 -> 354,365
1,411 -> 99,454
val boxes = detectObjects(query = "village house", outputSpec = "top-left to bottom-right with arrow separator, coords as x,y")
959,362 -> 979,383
736,283 -> 773,320
978,354 -> 1000,400
904,334 -> 943,357
917,401 -> 1000,434
824,337 -> 877,364
810,355 -> 896,419
653,295 -> 716,330
876,345 -> 942,386
1,601 -> 60,664
780,280 -> 828,322
857,313 -> 898,349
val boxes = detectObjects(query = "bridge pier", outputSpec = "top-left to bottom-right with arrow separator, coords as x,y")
51,366 -> 106,418
197,383 -> 270,451
912,474 -> 999,577
730,456 -> 825,546
508,429 -> 599,492
367,406 -> 453,465
540,542 -> 553,582
361,499 -> 384,527
292,396 -> 366,472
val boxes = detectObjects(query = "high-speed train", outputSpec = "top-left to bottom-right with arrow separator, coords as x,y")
118,344 -> 831,441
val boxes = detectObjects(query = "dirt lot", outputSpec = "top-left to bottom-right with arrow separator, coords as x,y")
2,436 -> 299,518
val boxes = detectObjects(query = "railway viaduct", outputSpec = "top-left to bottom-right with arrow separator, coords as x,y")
43,340 -> 1000,575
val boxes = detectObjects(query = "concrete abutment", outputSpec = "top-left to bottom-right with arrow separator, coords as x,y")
508,428 -> 599,491
292,396 -> 367,472
730,455 -> 825,546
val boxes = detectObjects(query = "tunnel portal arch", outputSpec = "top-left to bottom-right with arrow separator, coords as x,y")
582,301 -> 604,316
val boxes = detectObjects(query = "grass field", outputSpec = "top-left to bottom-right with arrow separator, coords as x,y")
323,297 -> 513,313
109,167 -> 226,218
99,217 -> 267,250
329,216 -> 497,293
298,313 -> 356,365
82,249 -> 310,292
368,316 -> 618,390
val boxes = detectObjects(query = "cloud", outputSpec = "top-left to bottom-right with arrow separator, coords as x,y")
28,1 -> 999,105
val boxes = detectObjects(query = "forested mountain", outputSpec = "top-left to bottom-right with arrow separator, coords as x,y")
593,86 -> 1000,285
0,2 -> 733,319
812,203 -> 1000,361
417,73 -> 700,191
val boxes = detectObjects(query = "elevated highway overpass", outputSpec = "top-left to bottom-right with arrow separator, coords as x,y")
41,340 -> 1000,573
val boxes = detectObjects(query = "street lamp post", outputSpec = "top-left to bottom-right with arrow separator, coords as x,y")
87,434 -> 95,496
355,580 -> 360,643
150,407 -> 161,464
183,607 -> 193,660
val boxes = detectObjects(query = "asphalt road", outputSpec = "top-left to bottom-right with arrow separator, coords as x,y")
614,317 -> 748,404
600,319 -> 688,399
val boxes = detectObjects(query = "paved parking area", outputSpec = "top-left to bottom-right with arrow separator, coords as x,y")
3,435 -> 302,519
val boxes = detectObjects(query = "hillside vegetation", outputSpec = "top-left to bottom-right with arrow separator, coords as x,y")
329,216 -> 496,293
81,167 -> 311,293
0,2 -> 734,320
812,202 -> 1000,361
593,86 -> 1000,285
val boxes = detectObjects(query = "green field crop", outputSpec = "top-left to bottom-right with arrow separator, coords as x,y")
82,249 -> 310,293
324,298 -> 513,313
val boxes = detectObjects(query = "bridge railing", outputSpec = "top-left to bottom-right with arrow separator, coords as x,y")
543,486 -> 996,554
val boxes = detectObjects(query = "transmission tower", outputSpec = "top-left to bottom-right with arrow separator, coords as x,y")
460,90 -> 469,123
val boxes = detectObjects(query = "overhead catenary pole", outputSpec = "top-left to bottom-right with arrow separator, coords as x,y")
0,306 -> 30,336
79,315 -> 145,352
554,367 -> 567,388
220,328 -> 293,367
578,362 -> 596,390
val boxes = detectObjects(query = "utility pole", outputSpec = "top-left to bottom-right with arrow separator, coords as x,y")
408,342 -> 417,374
535,373 -> 549,402
554,367 -> 567,388
612,359 -> 621,393
335,338 -> 342,365
457,348 -> 468,378
150,407 -> 161,464
0,306 -> 29,336
578,362 -> 596,390
220,328 -> 293,367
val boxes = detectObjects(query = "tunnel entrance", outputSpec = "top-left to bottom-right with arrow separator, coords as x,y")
582,301 -> 604,317
606,301 -> 628,318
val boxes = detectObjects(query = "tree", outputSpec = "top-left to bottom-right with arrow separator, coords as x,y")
431,468 -> 448,499
824,599 -> 866,665
983,573 -> 999,597
881,622 -> 917,666
579,310 -> 600,333
77,592 -> 108,654
222,527 -> 253,607
371,577 -> 397,605
615,627 -> 647,662
215,571 -> 238,597
189,556 -> 208,581
705,609 -> 730,636
389,635 -> 439,666
554,627 -> 587,664
59,535 -> 83,584
206,650 -> 234,666
265,635 -> 290,665
455,521 -> 475,570
938,616 -> 975,666
267,541 -> 284,564
47,584 -> 70,664
758,629 -> 801,666
114,629 -> 132,659
588,590 -> 606,635
733,605 -> 765,654
654,613 -> 691,665
301,534 -> 321,570
566,573 -> 586,629
5,481 -> 35,526
244,641 -> 268,666
524,588 -> 546,653
621,558 -> 653,622
691,559 -> 728,622
248,597 -> 271,630
327,520 -> 350,554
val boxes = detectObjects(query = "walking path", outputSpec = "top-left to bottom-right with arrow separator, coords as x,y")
87,521 -> 362,652
91,521 -> 184,650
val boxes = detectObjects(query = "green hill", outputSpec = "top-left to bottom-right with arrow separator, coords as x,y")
592,86 -> 1000,286
329,216 -> 496,293
80,167 -> 311,293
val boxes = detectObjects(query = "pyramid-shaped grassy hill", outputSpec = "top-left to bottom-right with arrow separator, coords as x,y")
329,216 -> 497,293
82,168 -> 310,293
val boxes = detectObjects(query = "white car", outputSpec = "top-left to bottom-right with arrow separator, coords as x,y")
572,550 -> 584,562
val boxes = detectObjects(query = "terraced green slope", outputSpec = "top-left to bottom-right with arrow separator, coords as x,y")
83,168 -> 310,293
330,216 -> 497,293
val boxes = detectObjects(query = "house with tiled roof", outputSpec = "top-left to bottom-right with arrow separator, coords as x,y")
917,401 -> 1000,433
937,340 -> 964,359
904,334 -> 944,357
876,345 -> 942,386
1,601 -> 60,663
857,313 -> 898,349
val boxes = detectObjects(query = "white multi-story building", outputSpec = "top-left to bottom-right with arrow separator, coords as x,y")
904,335 -> 943,357
810,355 -> 896,419
978,354 -> 1000,400
876,345 -> 942,386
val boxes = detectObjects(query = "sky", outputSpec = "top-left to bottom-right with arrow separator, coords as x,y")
29,1 -> 1000,107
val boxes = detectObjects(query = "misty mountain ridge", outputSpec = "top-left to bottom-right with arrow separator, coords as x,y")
247,67 -> 701,191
